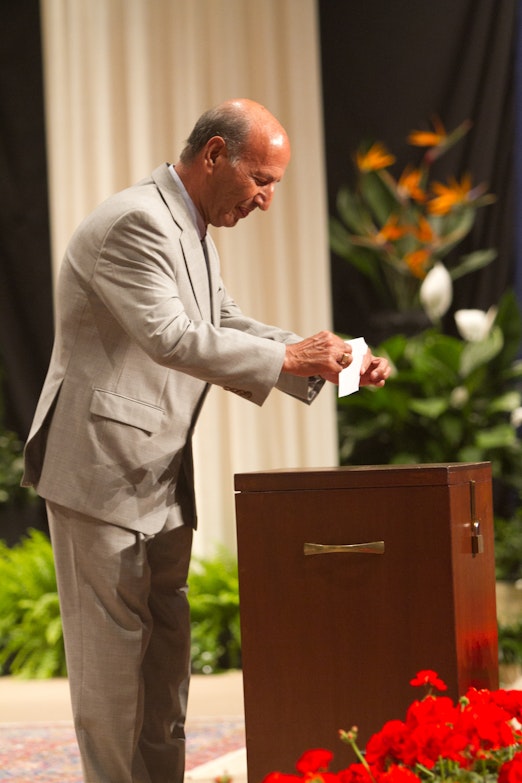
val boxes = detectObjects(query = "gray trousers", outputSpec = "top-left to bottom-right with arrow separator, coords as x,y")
47,500 -> 193,783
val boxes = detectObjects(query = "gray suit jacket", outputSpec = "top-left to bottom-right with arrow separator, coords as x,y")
23,164 -> 321,534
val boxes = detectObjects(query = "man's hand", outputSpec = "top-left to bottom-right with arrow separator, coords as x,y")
283,332 -> 392,387
359,350 -> 391,387
283,331 -> 354,384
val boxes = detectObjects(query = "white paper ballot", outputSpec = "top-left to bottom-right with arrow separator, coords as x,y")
338,337 -> 368,397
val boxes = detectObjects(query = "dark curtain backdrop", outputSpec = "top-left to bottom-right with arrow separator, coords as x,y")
0,0 -> 53,436
0,0 -> 54,542
517,0 -> 522,306
318,0 -> 517,341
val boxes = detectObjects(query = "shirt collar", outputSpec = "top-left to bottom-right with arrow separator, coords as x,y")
168,164 -> 206,240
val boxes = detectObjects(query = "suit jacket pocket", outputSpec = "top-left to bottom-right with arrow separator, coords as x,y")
90,388 -> 165,434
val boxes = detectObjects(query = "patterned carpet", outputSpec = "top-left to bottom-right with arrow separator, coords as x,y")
0,718 -> 245,782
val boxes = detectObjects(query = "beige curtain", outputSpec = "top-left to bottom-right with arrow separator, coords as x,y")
40,0 -> 338,558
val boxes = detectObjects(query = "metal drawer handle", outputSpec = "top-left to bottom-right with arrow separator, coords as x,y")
304,541 -> 385,556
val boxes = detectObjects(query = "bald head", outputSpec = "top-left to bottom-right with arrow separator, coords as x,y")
176,99 -> 291,229
179,98 -> 290,166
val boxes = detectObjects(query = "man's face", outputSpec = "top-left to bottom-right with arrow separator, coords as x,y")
202,128 -> 291,228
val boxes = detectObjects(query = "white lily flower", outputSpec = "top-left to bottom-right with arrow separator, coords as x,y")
454,306 -> 497,342
450,386 -> 469,409
419,263 -> 453,321
511,407 -> 522,429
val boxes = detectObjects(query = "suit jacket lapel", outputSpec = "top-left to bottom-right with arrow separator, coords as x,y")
205,234 -> 221,325
152,164 -> 212,322
179,231 -> 212,322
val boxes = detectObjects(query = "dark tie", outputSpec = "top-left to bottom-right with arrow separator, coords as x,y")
201,237 -> 213,319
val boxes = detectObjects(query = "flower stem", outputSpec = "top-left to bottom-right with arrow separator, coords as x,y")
339,729 -> 377,783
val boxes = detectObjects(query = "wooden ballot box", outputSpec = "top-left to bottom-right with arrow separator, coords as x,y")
234,463 -> 498,782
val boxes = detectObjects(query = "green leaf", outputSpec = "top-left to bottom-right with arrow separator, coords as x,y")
46,616 -> 64,647
459,326 -> 504,377
439,414 -> 465,448
329,220 -> 394,305
475,424 -> 517,450
328,218 -> 379,270
359,170 -> 396,225
408,397 -> 449,418
494,290 -> 522,366
335,186 -> 373,233
487,391 -> 522,414
449,249 -> 497,280
505,360 -> 522,382
432,208 -> 475,255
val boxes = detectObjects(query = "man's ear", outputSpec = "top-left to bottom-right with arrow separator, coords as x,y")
205,136 -> 226,170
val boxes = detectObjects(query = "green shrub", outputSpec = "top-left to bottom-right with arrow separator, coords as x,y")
0,351 -> 36,507
498,622 -> 522,665
188,548 -> 241,674
0,528 -> 66,678
339,291 -> 522,475
0,531 -> 241,678
0,431 -> 36,506
495,512 -> 522,581
338,291 -> 522,527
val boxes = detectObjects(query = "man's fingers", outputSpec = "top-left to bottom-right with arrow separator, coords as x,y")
283,333 -> 390,388
283,332 -> 352,377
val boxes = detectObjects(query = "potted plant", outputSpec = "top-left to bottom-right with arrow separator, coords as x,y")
329,117 -> 497,329
263,670 -> 522,783
338,290 -> 522,503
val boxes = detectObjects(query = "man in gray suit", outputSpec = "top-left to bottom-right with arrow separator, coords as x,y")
23,98 -> 390,783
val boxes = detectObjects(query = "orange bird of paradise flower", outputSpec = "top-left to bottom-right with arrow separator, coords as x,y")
376,215 -> 409,243
428,174 -> 474,215
413,215 -> 435,243
356,142 -> 396,172
408,116 -> 448,148
397,166 -> 427,202
404,248 -> 431,279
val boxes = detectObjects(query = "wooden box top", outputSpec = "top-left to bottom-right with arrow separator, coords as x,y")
234,462 -> 492,493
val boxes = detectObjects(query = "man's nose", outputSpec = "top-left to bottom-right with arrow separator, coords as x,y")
254,183 -> 275,211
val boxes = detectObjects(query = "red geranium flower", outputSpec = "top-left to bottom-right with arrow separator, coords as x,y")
401,721 -> 467,769
296,749 -> 334,774
454,697 -> 516,753
262,750 -> 337,783
263,774 -> 303,783
499,752 -> 522,783
406,695 -> 456,730
377,765 -> 423,783
338,763 -> 374,783
409,670 -> 447,692
365,720 -> 408,769
265,671 -> 522,783
478,688 -> 522,726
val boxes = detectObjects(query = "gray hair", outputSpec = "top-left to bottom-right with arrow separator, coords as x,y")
179,103 -> 251,165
